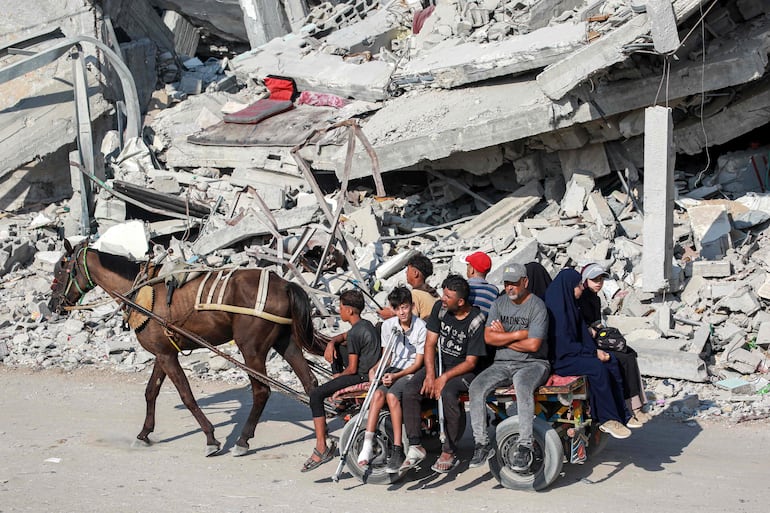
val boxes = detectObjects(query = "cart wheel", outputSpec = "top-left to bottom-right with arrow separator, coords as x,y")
489,416 -> 564,491
339,411 -> 409,485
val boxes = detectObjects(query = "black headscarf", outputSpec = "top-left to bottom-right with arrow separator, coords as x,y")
544,269 -> 597,361
525,262 -> 552,300
577,288 -> 602,326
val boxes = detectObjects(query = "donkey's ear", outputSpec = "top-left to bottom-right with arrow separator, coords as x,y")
64,239 -> 74,254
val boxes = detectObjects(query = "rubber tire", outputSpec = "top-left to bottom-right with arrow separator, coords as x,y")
489,416 -> 564,491
340,411 -> 409,485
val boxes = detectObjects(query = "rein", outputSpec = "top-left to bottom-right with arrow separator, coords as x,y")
60,247 -> 97,308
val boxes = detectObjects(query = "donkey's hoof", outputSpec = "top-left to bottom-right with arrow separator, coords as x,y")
232,443 -> 249,457
205,444 -> 222,457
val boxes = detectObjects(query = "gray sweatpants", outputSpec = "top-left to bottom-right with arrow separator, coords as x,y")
469,359 -> 550,447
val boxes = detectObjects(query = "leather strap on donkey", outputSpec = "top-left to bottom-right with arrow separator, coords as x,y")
194,268 -> 292,325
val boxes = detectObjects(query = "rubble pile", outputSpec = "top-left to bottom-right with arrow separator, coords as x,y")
3,0 -> 770,426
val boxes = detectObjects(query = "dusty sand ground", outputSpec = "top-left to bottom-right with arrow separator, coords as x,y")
1,366 -> 769,513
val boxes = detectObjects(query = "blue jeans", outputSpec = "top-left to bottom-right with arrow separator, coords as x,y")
469,360 -> 550,447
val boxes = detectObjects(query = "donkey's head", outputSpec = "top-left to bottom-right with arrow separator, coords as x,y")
49,239 -> 95,314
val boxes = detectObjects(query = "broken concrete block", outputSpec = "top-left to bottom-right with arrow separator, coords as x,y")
230,167 -> 289,211
614,237 -> 643,266
163,10 -> 200,58
560,172 -> 595,217
619,291 -> 653,317
725,347 -> 764,374
656,303 -> 672,333
565,235 -> 593,264
32,251 -> 64,273
716,286 -> 761,316
756,321 -> 770,348
558,143 -> 611,182
586,191 -> 616,235
94,197 -> 127,233
513,154 -> 545,184
688,204 -> 732,260
715,377 -> 753,395
691,260 -> 731,278
647,0 -> 681,53
756,278 -> 770,300
689,323 -> 711,355
345,205 -> 381,245
535,226 -> 579,246
91,221 -> 149,261
637,347 -> 708,382
151,176 -> 181,195
486,238 -> 540,286
681,275 -> 706,306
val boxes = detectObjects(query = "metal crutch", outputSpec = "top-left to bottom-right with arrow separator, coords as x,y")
331,326 -> 402,482
436,337 -> 447,445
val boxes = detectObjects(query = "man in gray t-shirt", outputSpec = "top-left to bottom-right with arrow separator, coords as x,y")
466,263 -> 551,472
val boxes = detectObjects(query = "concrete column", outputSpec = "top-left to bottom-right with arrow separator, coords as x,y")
647,0 -> 680,54
642,106 -> 675,292
283,0 -> 310,30
239,0 -> 292,49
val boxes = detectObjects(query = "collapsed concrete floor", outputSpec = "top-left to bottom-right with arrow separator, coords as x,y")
3,0 -> 770,423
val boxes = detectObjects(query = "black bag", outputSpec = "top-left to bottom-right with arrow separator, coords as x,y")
595,326 -> 627,352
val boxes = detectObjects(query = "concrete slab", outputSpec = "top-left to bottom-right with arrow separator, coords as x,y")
455,181 -> 544,239
191,205 -> 319,255
398,22 -> 587,89
537,13 -> 650,100
231,36 -> 394,102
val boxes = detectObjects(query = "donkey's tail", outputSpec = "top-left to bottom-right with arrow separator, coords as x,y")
286,282 -> 323,356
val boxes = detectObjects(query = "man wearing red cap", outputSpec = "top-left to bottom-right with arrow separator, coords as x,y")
465,251 -> 498,317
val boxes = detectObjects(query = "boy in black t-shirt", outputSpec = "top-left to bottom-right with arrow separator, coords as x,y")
302,290 -> 380,472
400,275 -> 487,474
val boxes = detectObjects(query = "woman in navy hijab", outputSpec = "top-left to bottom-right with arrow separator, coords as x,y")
544,269 -> 631,440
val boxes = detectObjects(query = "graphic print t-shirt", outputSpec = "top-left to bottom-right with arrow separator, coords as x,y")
486,294 -> 549,362
425,301 -> 487,371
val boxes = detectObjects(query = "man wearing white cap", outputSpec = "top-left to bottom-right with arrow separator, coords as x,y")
467,263 -> 550,471
465,251 -> 498,317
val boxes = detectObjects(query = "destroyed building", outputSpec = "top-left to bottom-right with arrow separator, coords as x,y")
3,0 -> 770,421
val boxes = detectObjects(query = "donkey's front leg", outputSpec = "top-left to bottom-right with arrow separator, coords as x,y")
136,361 -> 166,444
160,354 -> 221,456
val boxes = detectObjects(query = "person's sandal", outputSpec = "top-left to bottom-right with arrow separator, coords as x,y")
430,454 -> 459,474
398,445 -> 426,472
300,440 -> 337,472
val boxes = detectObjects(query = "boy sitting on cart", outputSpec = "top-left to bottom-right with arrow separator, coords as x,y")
302,290 -> 380,472
357,286 -> 426,473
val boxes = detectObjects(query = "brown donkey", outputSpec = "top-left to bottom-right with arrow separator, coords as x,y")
49,240 -> 324,456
